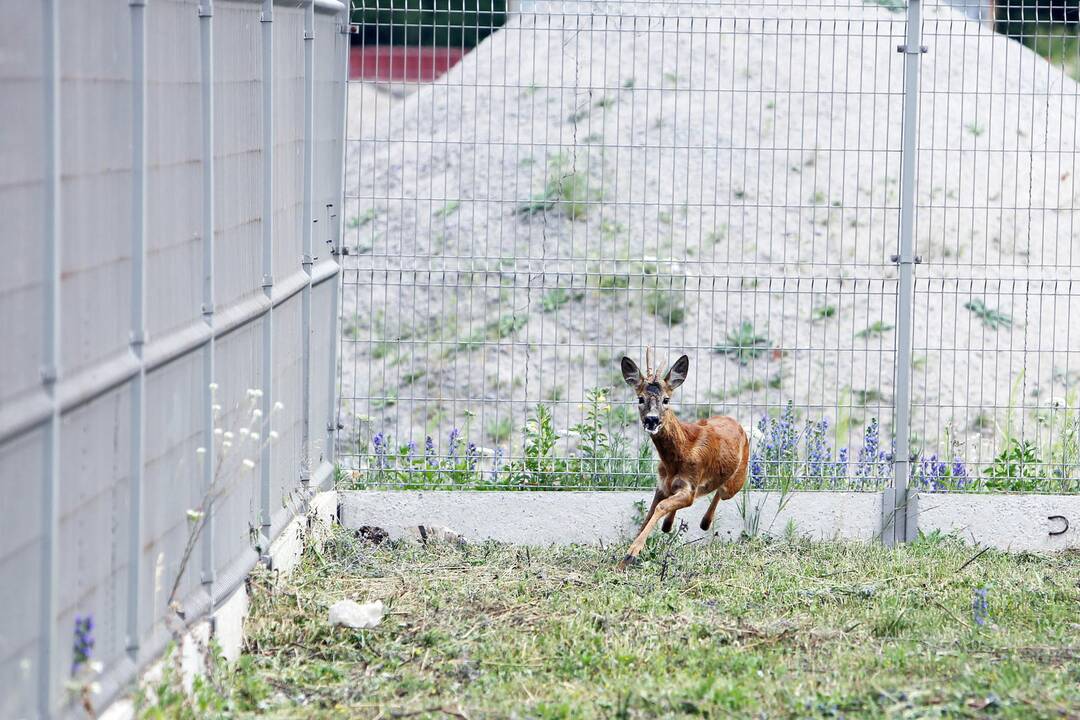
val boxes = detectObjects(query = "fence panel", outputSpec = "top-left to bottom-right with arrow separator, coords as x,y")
341,0 -> 909,491
911,2 -> 1080,493
0,0 -> 348,715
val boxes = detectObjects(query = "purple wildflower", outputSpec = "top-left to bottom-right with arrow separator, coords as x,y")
447,428 -> 461,460
856,418 -> 889,489
72,615 -> 94,675
424,436 -> 436,466
972,587 -> 990,626
805,418 -> 832,484
466,442 -> 479,472
406,439 -> 417,462
372,432 -> 389,470
749,450 -> 765,489
490,447 -> 504,482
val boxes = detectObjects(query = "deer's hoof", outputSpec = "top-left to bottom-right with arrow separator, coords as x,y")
700,516 -> 713,531
617,554 -> 640,571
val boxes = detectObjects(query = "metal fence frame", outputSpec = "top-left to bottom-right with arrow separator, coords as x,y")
0,1 -> 349,716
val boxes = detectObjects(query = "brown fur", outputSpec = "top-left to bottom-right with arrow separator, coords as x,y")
618,353 -> 750,569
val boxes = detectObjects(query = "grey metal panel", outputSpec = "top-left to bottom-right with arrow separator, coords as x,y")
56,386 -> 133,694
0,0 -> 45,409
146,0 -> 204,340
213,1 -> 264,311
0,428 -> 44,720
208,322 -> 263,582
273,7 -> 307,282
271,293 -> 304,516
138,351 -> 204,641
59,0 -> 133,378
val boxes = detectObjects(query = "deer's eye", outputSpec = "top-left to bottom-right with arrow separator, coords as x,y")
638,397 -> 644,405
663,398 -> 670,404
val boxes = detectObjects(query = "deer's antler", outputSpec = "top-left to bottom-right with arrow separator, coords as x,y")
645,346 -> 654,376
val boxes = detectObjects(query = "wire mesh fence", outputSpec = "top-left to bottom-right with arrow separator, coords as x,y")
338,0 -> 1079,494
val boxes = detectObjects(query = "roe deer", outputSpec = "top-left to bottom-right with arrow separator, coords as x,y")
617,349 -> 749,569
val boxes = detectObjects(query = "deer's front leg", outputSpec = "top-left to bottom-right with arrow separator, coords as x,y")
618,486 -> 694,569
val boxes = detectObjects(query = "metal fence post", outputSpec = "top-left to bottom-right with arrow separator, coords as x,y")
198,0 -> 217,594
892,0 -> 924,545
40,0 -> 62,712
301,0 -> 315,488
126,0 -> 148,659
327,14 -> 349,475
260,0 -> 275,556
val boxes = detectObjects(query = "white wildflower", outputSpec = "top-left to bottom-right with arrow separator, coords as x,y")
252,408 -> 263,419
250,432 -> 260,441
239,427 -> 250,436
274,401 -> 284,411
88,682 -> 102,695
211,403 -> 222,412
195,447 -> 206,455
88,661 -> 103,675
223,431 -> 234,440
269,430 -> 279,440
214,427 -> 223,436
186,509 -> 205,522
222,441 -> 232,449
242,458 -> 256,469
208,382 -> 219,391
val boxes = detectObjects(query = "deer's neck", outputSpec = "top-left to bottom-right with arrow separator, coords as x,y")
650,411 -> 687,463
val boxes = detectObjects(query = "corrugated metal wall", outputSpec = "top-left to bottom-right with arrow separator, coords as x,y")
0,1 -> 349,716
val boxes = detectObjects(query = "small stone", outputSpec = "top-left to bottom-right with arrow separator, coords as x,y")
328,600 -> 384,629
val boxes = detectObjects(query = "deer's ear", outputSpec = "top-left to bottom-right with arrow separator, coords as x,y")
620,357 -> 642,387
665,355 -> 690,389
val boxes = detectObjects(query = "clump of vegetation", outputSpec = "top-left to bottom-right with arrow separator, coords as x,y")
516,156 -> 597,220
813,304 -> 837,320
716,321 -> 771,364
964,298 -> 1013,329
540,287 -> 583,313
642,274 -> 687,325
432,200 -> 460,218
345,207 -> 377,229
856,321 -> 894,339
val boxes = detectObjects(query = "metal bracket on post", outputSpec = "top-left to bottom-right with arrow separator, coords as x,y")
891,0 -> 924,547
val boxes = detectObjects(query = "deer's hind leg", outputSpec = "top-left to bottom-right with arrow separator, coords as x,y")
701,451 -> 750,530
699,489 -> 723,531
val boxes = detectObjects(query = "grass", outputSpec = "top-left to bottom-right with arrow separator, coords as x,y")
541,287 -> 583,313
716,321 -> 771,364
212,529 -> 1080,719
856,321 -> 894,339
643,287 -> 686,325
517,162 -> 596,220
965,299 -> 1013,330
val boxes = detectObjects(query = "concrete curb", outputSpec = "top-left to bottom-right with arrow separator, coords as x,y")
911,493 -> 1080,552
338,490 -> 887,545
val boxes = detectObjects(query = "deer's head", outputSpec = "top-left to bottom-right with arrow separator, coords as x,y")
620,350 -> 689,435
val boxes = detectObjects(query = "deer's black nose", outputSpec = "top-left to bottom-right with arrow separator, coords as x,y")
643,416 -> 660,432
